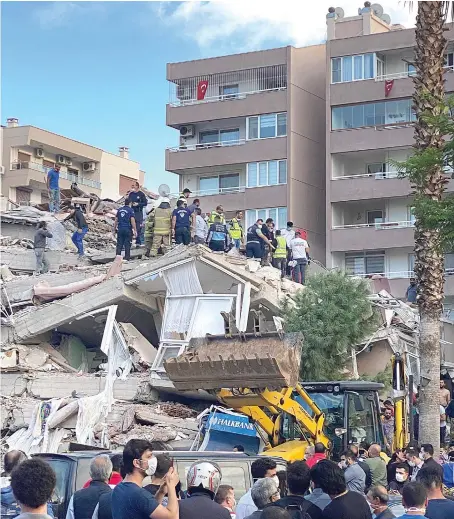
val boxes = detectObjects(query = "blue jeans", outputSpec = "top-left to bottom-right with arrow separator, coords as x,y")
233,238 -> 241,249
292,258 -> 307,284
72,226 -> 88,256
49,189 -> 60,213
175,226 -> 190,245
246,241 -> 262,259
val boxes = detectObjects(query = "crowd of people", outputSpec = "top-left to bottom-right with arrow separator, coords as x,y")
4,434 -> 454,519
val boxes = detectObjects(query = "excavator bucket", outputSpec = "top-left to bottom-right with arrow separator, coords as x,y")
164,332 -> 302,391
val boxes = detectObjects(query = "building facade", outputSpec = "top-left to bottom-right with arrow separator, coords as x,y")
165,46 -> 327,262
325,5 -> 454,302
1,118 -> 145,205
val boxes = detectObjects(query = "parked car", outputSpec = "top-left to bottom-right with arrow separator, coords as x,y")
35,450 -> 286,519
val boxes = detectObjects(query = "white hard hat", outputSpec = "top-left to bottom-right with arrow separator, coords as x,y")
186,461 -> 222,495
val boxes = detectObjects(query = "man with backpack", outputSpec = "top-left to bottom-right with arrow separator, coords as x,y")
275,461 -> 321,519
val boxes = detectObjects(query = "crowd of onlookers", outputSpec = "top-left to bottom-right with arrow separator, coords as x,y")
4,435 -> 454,519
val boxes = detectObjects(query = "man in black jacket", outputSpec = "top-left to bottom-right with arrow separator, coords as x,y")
128,181 -> 147,247
275,461 -> 322,519
66,455 -> 112,519
64,205 -> 89,257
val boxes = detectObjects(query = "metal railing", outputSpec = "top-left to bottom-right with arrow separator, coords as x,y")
168,64 -> 287,106
349,268 -> 454,279
376,65 -> 454,82
332,170 -> 401,180
167,139 -> 245,152
169,186 -> 246,198
10,161 -> 101,190
333,220 -> 414,230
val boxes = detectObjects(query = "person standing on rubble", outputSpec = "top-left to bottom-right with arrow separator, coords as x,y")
148,198 -> 172,257
228,211 -> 244,250
289,231 -> 309,285
128,181 -> 147,247
144,207 -> 155,258
64,205 -> 89,258
46,163 -> 61,213
112,439 -> 179,519
172,199 -> 192,245
34,221 -> 53,275
246,219 -> 274,261
193,208 -> 208,244
271,230 -> 287,279
207,215 -> 230,252
406,278 -> 418,305
114,198 -> 137,261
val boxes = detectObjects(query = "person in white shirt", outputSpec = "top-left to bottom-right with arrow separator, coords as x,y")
289,231 -> 309,284
280,222 -> 296,277
193,208 -> 208,244
440,404 -> 447,445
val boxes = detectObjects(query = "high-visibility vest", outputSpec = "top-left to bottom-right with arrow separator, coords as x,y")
208,211 -> 225,225
273,235 -> 287,258
154,207 -> 172,235
228,218 -> 243,240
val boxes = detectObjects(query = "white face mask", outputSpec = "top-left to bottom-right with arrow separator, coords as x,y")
408,460 -> 415,467
405,508 -> 426,514
419,452 -> 425,460
271,475 -> 280,488
141,456 -> 157,476
395,473 -> 407,483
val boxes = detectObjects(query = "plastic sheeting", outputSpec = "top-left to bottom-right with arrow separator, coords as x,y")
162,260 -> 203,295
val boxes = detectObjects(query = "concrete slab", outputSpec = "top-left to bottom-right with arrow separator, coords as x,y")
1,249 -> 80,273
90,247 -> 146,264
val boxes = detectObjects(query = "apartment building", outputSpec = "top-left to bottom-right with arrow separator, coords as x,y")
165,46 -> 327,262
325,4 -> 454,303
1,118 -> 145,205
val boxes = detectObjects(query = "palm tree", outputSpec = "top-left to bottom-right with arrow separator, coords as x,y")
410,1 -> 452,451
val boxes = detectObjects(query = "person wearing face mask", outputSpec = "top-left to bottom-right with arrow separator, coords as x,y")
179,461 -> 230,519
406,448 -> 424,482
236,458 -> 278,519
215,485 -> 237,519
397,481 -> 427,519
389,464 -> 410,495
339,450 -> 366,494
66,455 -> 113,519
419,445 -> 439,471
366,486 -> 395,519
112,439 -> 179,519
245,478 -> 281,519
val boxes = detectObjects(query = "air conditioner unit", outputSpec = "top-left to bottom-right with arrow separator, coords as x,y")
180,125 -> 195,138
177,85 -> 192,100
35,148 -> 44,158
56,155 -> 66,165
83,162 -> 96,172
65,157 -> 72,166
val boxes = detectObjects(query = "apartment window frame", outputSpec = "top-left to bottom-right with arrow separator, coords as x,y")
246,113 -> 287,140
366,210 -> 384,225
247,160 -> 287,188
198,173 -> 241,195
245,207 -> 288,230
345,250 -> 385,276
409,253 -> 415,273
445,52 -> 454,68
219,84 -> 239,99
366,162 -> 388,178
331,53 -> 375,84
198,128 -> 240,146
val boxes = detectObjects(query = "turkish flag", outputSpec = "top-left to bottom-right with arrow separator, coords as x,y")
197,80 -> 209,100
385,79 -> 394,97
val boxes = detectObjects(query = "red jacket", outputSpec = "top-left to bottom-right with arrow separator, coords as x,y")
306,453 -> 326,468
83,472 -> 122,489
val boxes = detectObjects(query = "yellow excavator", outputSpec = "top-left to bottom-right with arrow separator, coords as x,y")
164,331 -> 408,461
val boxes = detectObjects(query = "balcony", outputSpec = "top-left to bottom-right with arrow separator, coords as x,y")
7,162 -> 101,190
331,220 -> 415,252
166,137 -> 287,172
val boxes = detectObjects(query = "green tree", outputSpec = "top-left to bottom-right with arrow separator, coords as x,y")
282,271 -> 378,381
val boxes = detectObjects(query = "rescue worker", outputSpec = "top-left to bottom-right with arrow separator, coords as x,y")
261,218 -> 274,266
228,210 -> 244,249
272,230 -> 287,279
178,188 -> 192,204
246,219 -> 274,260
128,181 -> 147,247
144,209 -> 155,258
207,215 -> 230,252
208,205 -> 226,225
114,198 -> 137,261
150,198 -> 172,257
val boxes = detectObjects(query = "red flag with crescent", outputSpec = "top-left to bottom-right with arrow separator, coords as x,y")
197,80 -> 209,100
385,79 -> 394,97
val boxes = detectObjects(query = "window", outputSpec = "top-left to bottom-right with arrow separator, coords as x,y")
331,53 -> 375,83
246,207 -> 287,230
445,52 -> 454,68
408,206 -> 416,224
409,253 -> 415,273
345,250 -> 385,275
199,174 -> 240,195
367,210 -> 384,225
247,160 -> 287,187
199,128 -> 240,145
347,392 -> 382,445
332,99 -> 415,130
367,162 -> 387,178
407,63 -> 416,76
247,113 -> 287,139
220,84 -> 239,99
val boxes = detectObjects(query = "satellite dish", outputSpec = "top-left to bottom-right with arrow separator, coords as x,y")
335,7 -> 344,19
371,3 -> 384,17
381,13 -> 391,25
158,184 -> 171,197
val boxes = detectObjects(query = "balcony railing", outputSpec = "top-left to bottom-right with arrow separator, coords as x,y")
376,66 -> 454,82
332,170 -> 401,180
348,268 -> 454,279
167,139 -> 245,153
11,161 -> 101,190
169,186 -> 246,198
333,220 -> 414,230
168,64 -> 287,106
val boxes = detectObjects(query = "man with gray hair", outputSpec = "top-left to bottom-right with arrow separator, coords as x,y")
366,485 -> 394,519
66,455 -> 113,519
245,478 -> 281,519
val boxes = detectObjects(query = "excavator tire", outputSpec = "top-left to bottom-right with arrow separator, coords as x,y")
164,332 -> 302,391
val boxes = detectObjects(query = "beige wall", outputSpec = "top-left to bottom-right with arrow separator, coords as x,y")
354,340 -> 393,377
288,45 -> 326,263
99,151 -> 141,200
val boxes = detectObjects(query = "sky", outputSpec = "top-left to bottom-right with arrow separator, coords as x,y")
1,0 -> 416,193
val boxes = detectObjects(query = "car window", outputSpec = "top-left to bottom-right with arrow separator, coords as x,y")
44,459 -> 71,504
177,460 -> 249,499
75,459 -> 92,490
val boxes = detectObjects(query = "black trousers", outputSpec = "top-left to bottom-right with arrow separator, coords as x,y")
116,228 -> 132,260
134,211 -> 143,245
